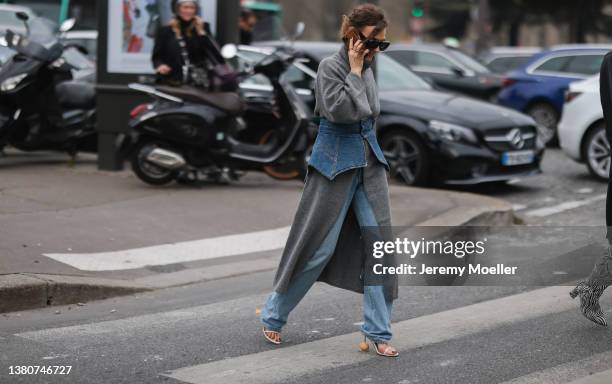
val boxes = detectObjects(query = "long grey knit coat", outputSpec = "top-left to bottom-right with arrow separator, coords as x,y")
271,45 -> 399,300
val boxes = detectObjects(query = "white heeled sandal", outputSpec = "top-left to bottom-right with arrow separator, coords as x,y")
359,334 -> 399,357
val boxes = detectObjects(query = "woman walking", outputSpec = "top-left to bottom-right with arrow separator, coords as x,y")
569,51 -> 612,326
258,4 -> 399,357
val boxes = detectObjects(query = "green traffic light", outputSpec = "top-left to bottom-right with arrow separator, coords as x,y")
412,7 -> 424,17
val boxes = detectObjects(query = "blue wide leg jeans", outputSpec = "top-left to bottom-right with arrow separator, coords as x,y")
260,166 -> 393,343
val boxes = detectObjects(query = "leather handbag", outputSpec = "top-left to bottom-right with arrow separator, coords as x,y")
210,63 -> 239,91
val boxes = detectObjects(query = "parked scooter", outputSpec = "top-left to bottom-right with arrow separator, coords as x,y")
124,44 -> 314,186
0,13 -> 97,157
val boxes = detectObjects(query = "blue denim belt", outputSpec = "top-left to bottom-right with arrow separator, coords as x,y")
307,116 -> 390,181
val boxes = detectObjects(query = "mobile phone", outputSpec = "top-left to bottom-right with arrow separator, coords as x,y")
345,30 -> 364,52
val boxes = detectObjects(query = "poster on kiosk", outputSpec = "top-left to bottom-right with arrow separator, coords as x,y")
106,0 -> 217,74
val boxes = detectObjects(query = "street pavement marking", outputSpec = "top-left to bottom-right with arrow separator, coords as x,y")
14,292 -> 269,349
132,257 -> 280,288
43,226 -> 290,271
569,368 -> 612,384
159,286 -> 577,384
512,204 -> 527,211
499,350 -> 612,384
524,194 -> 606,218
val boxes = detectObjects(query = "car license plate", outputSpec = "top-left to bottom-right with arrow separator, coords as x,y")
501,150 -> 535,166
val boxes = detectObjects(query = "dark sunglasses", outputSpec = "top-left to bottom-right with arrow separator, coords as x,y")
358,32 -> 391,51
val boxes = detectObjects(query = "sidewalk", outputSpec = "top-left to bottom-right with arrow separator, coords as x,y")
0,151 -> 514,313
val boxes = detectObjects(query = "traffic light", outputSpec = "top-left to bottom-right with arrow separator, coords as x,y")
412,0 -> 425,18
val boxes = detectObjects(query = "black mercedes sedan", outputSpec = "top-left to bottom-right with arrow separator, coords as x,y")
241,41 -> 544,187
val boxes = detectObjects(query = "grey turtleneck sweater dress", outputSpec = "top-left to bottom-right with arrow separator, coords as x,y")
313,45 -> 380,123
271,45 -> 398,300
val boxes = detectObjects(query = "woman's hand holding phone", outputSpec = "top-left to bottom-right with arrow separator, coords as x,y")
348,36 -> 370,77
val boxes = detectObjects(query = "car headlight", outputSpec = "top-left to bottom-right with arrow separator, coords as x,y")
429,120 -> 478,144
1,73 -> 27,92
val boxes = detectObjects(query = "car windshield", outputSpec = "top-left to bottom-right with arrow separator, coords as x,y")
487,56 -> 532,74
237,48 -> 432,92
377,53 -> 432,91
286,48 -> 432,91
447,49 -> 491,73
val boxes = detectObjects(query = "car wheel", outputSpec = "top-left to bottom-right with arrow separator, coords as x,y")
380,129 -> 430,186
583,122 -> 611,181
527,102 -> 559,145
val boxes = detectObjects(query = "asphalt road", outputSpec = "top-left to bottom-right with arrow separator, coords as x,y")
452,148 -> 608,227
1,270 -> 610,384
2,148 -> 612,383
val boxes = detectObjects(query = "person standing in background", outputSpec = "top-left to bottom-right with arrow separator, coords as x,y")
239,8 -> 257,45
151,0 -> 225,87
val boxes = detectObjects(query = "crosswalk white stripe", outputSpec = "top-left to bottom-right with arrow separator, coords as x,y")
512,204 -> 527,211
14,293 -> 269,349
42,226 -> 290,271
524,194 -> 606,217
161,286 -> 577,384
498,350 -> 612,384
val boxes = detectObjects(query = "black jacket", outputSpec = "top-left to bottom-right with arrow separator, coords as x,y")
151,21 -> 225,85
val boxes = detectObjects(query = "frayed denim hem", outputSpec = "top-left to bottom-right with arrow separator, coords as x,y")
361,330 -> 391,344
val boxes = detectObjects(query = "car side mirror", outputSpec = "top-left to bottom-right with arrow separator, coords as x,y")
451,66 -> 465,77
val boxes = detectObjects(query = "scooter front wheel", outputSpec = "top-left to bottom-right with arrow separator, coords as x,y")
130,139 -> 179,186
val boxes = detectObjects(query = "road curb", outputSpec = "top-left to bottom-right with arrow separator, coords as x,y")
1,187 -> 515,314
416,189 -> 515,226
0,273 -> 151,314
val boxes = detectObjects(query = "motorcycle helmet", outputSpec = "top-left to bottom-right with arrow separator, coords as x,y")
172,0 -> 199,14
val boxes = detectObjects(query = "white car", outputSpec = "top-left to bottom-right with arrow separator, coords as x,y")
558,75 -> 609,180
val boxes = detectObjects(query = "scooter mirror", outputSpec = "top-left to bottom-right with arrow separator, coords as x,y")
293,22 -> 305,40
60,18 -> 76,33
221,44 -> 237,59
15,12 -> 29,22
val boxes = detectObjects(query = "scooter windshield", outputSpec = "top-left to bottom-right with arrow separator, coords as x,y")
4,17 -> 59,62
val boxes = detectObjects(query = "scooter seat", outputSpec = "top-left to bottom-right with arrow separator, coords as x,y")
56,81 -> 96,109
155,85 -> 244,116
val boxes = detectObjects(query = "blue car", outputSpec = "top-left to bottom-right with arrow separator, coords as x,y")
497,45 -> 611,144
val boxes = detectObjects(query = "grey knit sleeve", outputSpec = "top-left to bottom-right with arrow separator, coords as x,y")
315,58 -> 373,122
